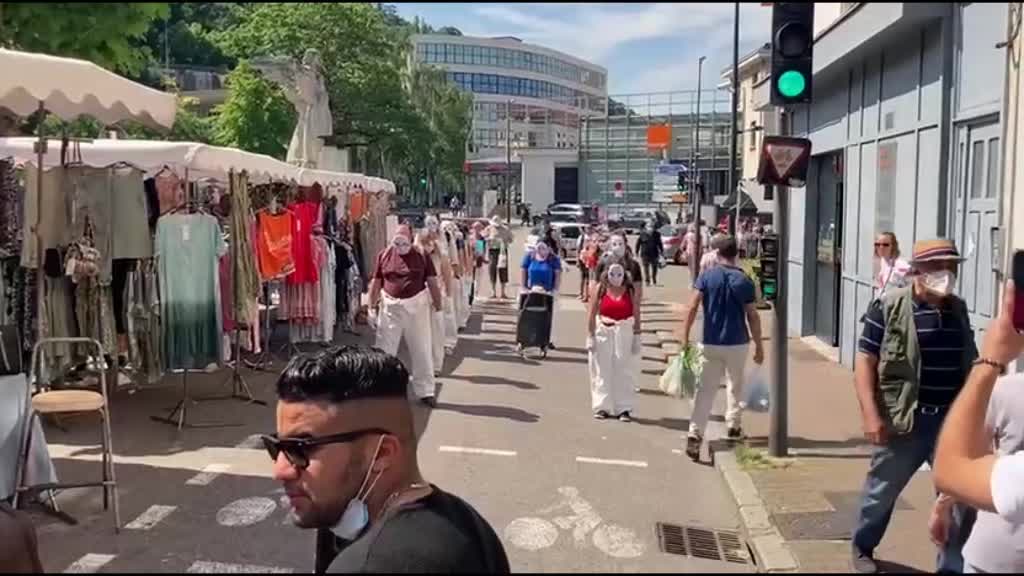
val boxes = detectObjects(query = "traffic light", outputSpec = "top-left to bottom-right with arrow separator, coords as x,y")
770,3 -> 814,105
677,171 -> 686,191
758,234 -> 779,301
419,177 -> 428,187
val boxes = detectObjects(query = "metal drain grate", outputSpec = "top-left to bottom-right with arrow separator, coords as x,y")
656,523 -> 753,565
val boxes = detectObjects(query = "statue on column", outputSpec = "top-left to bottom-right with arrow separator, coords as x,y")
252,49 -> 333,168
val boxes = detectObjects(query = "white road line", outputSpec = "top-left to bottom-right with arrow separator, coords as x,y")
125,504 -> 176,530
438,445 -> 518,457
186,463 -> 232,486
186,561 -> 294,573
575,456 -> 649,468
64,553 -> 116,574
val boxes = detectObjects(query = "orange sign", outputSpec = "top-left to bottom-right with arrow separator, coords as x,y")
647,124 -> 672,151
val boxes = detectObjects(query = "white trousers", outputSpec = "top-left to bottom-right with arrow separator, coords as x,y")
689,343 -> 748,437
457,276 -> 471,328
375,290 -> 435,399
431,308 -> 446,371
443,291 -> 459,349
588,317 -> 637,415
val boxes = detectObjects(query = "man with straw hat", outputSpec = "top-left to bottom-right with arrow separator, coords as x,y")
852,238 -> 978,573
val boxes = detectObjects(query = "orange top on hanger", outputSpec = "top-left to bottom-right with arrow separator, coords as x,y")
257,210 -> 295,281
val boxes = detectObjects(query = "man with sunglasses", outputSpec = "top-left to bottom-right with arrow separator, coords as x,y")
852,239 -> 977,573
268,346 -> 509,573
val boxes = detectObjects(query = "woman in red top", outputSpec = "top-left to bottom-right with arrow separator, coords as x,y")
586,259 -> 642,421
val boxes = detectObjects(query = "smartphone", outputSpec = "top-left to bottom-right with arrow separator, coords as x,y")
1013,250 -> 1024,332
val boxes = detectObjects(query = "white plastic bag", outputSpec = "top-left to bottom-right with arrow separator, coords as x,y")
658,354 -> 684,398
742,366 -> 770,412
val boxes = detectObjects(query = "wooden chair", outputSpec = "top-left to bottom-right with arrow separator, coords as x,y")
12,338 -> 120,532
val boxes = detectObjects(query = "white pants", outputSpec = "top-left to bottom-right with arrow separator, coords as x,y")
431,308 -> 446,371
375,290 -> 435,399
588,317 -> 637,415
458,276 -> 471,328
689,343 -> 748,437
443,291 -> 459,349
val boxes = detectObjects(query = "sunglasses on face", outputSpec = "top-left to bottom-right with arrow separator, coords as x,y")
874,242 -> 891,248
261,428 -> 389,470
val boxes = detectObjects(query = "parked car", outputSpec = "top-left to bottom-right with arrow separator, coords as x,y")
545,203 -> 599,224
660,224 -> 686,264
551,222 -> 584,262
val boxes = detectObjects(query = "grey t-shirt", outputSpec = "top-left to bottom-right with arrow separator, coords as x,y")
962,374 -> 1024,572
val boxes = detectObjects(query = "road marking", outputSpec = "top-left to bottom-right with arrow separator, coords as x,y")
64,553 -> 116,573
186,561 -> 293,573
439,445 -> 517,457
125,505 -> 176,530
671,449 -> 683,455
575,456 -> 648,468
186,463 -> 231,486
217,496 -> 277,527
505,517 -> 559,550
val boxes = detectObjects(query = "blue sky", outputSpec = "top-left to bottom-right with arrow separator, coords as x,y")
394,2 -> 774,95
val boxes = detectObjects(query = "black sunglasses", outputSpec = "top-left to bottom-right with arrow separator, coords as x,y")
261,428 -> 389,470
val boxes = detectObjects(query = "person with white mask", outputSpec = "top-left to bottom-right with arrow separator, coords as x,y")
269,346 -> 510,573
486,217 -> 512,300
424,216 -> 459,354
586,261 -> 642,421
850,239 -> 977,574
416,230 -> 451,376
368,225 -> 443,407
591,233 -> 643,303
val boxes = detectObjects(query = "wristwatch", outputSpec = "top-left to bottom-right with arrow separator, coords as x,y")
973,357 -> 1007,375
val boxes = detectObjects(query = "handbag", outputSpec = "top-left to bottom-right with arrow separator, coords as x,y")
0,324 -> 22,375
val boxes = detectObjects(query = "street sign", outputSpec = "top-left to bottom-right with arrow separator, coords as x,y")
757,136 -> 811,187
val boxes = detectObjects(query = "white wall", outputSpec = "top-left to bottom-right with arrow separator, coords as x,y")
814,3 -> 845,38
522,154 -> 556,209
1003,4 -> 1023,291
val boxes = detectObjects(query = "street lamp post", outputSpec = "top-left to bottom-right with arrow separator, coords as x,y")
693,56 -> 706,259
730,1 -> 741,235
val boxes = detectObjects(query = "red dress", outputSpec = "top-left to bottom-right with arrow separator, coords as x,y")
287,201 -> 320,285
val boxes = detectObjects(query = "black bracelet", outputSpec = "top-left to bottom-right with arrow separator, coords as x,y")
973,357 -> 1007,376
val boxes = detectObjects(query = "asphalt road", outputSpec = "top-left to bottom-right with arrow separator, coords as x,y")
31,231 -> 751,574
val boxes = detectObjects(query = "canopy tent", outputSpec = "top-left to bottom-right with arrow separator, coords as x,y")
0,48 -> 176,130
365,176 -> 396,195
296,167 -> 365,189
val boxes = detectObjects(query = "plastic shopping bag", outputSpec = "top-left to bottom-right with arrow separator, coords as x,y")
679,344 -> 705,400
658,354 -> 684,398
742,365 -> 770,413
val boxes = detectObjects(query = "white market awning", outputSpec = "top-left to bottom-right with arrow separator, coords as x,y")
0,137 -> 299,184
296,168 -> 366,190
0,48 -> 177,130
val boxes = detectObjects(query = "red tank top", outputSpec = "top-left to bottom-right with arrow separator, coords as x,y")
599,289 -> 633,321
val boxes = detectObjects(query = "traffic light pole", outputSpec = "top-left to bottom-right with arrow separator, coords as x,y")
729,1 -> 740,235
769,111 -> 790,459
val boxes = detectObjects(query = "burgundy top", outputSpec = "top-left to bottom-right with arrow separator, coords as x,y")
374,247 -> 437,299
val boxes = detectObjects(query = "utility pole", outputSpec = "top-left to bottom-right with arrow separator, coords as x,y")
506,98 -> 513,223
730,1 -> 741,234
770,109 -> 792,458
692,56 -> 706,259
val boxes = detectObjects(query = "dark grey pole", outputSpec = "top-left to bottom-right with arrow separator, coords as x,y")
769,110 -> 790,458
693,57 -> 706,259
730,1 -> 740,234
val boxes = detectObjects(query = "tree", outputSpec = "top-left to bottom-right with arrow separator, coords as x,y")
211,62 -> 295,158
0,3 -> 170,75
142,3 -> 238,70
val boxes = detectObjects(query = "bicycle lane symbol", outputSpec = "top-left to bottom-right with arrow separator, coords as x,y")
503,486 -> 645,559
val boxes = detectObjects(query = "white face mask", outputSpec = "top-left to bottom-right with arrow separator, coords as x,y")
610,241 -> 625,257
608,265 -> 625,287
535,245 -> 551,260
331,435 -> 384,541
392,238 -> 411,256
921,270 -> 956,297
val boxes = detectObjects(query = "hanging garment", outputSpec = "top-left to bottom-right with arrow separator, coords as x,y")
256,210 -> 295,280
375,289 -> 435,400
287,201 -> 320,285
127,260 -> 162,384
110,167 -> 153,260
42,275 -> 76,372
0,160 -> 23,259
20,167 -> 71,270
154,171 -> 184,215
219,251 -> 236,333
316,236 -> 336,342
334,241 -> 351,324
229,172 -> 260,322
156,214 -> 226,370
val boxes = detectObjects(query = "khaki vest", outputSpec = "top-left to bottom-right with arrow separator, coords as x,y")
877,286 -> 977,435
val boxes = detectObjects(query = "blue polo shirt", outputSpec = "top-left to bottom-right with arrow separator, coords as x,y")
521,254 -> 561,292
696,265 -> 755,346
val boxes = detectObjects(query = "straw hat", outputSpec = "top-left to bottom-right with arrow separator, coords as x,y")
909,238 -> 965,265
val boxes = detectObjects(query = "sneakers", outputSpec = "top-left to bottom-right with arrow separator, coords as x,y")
685,434 -> 702,461
727,427 -> 745,442
617,411 -> 632,423
851,547 -> 877,574
594,410 -> 610,420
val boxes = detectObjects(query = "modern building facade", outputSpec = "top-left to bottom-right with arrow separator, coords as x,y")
777,2 -> 1009,367
579,91 -> 737,210
411,34 -> 608,213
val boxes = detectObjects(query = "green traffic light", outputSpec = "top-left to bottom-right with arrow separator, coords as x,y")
777,70 -> 807,98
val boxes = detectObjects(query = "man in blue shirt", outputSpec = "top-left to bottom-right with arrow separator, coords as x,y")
680,236 -> 764,461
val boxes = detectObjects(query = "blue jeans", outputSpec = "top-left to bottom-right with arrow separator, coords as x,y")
852,406 -> 976,573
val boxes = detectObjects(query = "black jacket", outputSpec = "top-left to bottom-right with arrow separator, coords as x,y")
635,231 -> 663,260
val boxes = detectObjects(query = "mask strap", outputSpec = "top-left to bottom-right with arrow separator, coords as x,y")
356,435 -> 385,501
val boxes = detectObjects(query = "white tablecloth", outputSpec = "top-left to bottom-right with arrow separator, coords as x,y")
1,373 -> 57,500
